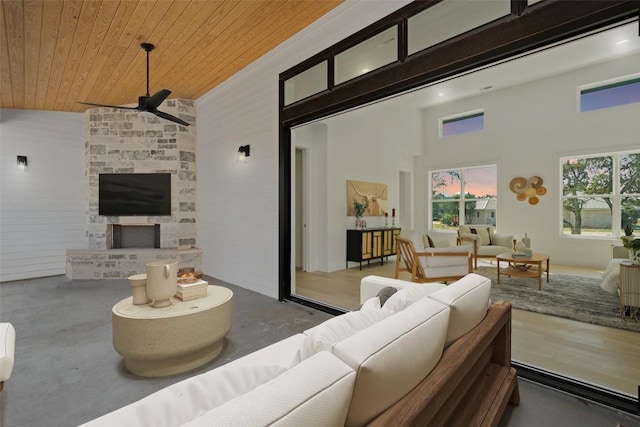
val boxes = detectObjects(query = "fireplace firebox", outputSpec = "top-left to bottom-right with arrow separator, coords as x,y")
109,224 -> 160,249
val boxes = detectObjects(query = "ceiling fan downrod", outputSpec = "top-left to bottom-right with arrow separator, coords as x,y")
141,43 -> 155,97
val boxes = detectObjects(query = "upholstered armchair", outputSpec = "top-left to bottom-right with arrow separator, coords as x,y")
457,225 -> 516,269
394,231 -> 473,283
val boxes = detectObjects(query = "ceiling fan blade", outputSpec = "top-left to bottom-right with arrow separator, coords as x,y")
78,101 -> 138,110
154,110 -> 190,126
145,89 -> 171,110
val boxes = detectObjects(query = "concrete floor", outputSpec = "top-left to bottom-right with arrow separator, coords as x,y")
0,275 -> 638,427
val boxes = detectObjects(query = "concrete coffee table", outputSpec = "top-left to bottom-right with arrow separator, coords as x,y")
496,252 -> 550,290
112,285 -> 233,377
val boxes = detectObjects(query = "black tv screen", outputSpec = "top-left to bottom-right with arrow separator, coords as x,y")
99,173 -> 171,216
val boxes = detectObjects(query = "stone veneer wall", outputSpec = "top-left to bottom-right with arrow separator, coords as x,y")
85,99 -> 196,250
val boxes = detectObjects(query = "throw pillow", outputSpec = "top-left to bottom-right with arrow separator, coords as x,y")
423,234 -> 435,248
377,286 -> 397,307
471,227 -> 491,246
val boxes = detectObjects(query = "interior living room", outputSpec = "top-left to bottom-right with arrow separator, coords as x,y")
289,15 -> 640,400
1,1 -> 639,426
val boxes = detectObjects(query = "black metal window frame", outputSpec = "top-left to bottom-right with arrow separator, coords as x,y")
278,0 -> 640,415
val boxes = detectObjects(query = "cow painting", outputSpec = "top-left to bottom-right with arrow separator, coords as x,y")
347,180 -> 388,217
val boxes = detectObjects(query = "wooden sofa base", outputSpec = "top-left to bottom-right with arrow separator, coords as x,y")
369,300 -> 519,427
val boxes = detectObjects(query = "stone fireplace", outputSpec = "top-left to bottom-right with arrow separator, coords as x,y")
66,99 -> 203,279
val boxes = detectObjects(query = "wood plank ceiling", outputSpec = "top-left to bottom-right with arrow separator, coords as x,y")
0,0 -> 343,113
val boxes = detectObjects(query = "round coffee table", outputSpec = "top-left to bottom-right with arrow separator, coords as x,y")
112,285 -> 233,377
496,252 -> 550,290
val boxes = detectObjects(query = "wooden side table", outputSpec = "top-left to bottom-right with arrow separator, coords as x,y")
619,262 -> 640,321
112,285 -> 233,377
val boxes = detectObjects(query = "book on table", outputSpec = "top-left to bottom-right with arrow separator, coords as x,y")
511,252 -> 532,258
175,280 -> 208,301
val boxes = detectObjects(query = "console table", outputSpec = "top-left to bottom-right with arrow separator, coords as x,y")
347,227 -> 401,270
112,285 -> 233,377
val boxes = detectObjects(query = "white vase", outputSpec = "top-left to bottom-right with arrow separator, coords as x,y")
146,261 -> 178,308
128,273 -> 151,305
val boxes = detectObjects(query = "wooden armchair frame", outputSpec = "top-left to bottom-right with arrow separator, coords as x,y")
394,236 -> 473,283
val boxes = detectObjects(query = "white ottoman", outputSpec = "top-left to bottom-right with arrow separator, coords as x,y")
0,323 -> 16,391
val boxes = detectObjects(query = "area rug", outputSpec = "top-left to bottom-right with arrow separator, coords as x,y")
475,267 -> 640,333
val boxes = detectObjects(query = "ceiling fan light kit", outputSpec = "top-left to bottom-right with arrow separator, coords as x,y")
78,43 -> 190,127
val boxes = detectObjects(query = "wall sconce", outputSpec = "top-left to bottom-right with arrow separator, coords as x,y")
237,145 -> 250,162
17,155 -> 28,169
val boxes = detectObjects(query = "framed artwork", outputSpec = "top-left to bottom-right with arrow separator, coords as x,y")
346,180 -> 388,216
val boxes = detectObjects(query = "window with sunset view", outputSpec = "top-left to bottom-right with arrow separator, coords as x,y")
430,165 -> 497,230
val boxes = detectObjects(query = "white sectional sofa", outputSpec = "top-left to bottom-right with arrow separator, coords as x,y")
81,273 -> 518,427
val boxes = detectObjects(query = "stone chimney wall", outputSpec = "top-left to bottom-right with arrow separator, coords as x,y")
84,99 -> 196,250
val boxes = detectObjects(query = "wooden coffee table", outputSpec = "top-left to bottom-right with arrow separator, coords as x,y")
496,252 -> 550,290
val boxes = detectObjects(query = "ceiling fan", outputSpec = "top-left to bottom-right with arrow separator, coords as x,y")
79,43 -> 190,126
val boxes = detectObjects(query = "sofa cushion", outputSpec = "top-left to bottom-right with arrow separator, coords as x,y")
383,282 -> 446,313
294,309 -> 390,363
80,335 -> 307,427
428,273 -> 491,346
182,351 -> 356,427
477,245 -> 511,257
360,296 -> 382,311
82,364 -> 288,427
332,298 -> 450,427
421,246 -> 471,267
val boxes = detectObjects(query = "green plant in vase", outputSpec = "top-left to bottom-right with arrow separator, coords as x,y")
353,199 -> 368,229
623,223 -> 634,237
621,236 -> 640,263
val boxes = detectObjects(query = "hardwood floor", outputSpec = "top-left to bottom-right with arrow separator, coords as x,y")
294,258 -> 640,397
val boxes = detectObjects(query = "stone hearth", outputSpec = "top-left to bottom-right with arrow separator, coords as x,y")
66,248 -> 202,279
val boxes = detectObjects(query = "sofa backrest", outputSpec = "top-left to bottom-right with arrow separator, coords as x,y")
182,351 -> 356,427
428,273 -> 491,346
332,297 -> 451,427
360,275 -> 444,304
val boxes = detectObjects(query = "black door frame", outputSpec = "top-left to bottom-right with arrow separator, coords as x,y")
279,0 -> 640,414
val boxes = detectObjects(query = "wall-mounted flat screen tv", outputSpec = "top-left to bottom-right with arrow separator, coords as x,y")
99,173 -> 171,216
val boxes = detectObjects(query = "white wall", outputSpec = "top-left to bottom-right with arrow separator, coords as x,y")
196,1 -> 410,298
323,100 -> 422,271
0,109 -> 85,281
416,54 -> 640,269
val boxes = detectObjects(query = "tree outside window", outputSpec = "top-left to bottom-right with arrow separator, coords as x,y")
561,151 -> 639,237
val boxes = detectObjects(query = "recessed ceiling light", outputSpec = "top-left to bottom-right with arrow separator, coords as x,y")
438,93 -> 444,97
616,39 -> 629,45
361,68 -> 370,73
